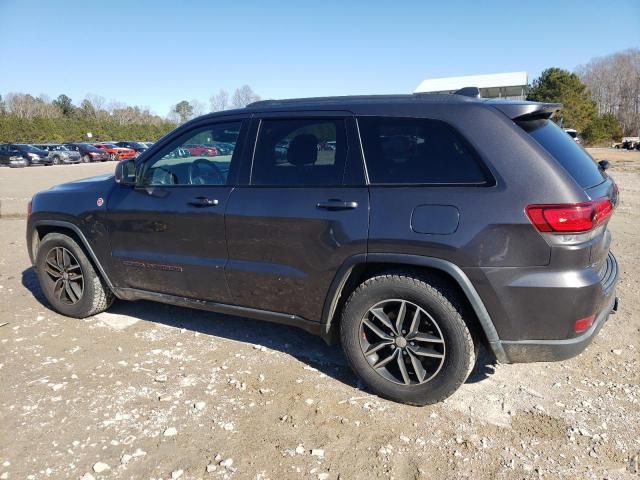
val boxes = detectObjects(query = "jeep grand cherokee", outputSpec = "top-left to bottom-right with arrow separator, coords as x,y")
26,91 -> 619,405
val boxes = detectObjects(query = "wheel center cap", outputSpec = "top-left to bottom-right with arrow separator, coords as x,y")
395,336 -> 407,348
62,272 -> 68,280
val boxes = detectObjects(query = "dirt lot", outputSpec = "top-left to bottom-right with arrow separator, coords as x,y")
0,150 -> 638,480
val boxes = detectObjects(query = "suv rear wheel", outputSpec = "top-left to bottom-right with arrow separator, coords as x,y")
35,233 -> 114,318
340,273 -> 475,405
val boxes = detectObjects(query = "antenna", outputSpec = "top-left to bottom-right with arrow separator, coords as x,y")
453,87 -> 481,98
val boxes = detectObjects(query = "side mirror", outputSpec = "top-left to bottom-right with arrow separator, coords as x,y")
598,160 -> 610,171
115,159 -> 136,185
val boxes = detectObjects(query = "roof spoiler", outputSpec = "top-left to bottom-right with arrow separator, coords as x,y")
490,101 -> 562,120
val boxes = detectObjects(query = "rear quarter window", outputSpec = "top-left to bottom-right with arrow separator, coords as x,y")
358,117 -> 490,185
518,119 -> 605,189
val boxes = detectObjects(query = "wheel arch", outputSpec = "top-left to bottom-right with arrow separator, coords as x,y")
30,220 -> 116,292
321,253 -> 507,363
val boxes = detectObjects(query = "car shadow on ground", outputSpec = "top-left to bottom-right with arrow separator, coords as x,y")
22,266 -> 496,391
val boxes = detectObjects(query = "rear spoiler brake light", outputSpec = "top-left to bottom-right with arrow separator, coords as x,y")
489,101 -> 562,121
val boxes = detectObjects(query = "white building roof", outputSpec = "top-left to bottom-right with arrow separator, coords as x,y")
414,72 -> 528,93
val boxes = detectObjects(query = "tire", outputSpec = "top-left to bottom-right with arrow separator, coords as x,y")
82,154 -> 91,163
35,233 -> 114,318
52,156 -> 61,165
340,273 -> 475,406
109,153 -> 117,161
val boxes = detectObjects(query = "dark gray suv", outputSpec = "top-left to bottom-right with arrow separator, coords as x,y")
26,92 -> 619,405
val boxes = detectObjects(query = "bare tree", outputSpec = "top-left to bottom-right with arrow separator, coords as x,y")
5,93 -> 61,119
172,100 -> 193,124
83,94 -> 108,119
209,89 -> 229,112
190,99 -> 206,118
231,85 -> 260,109
577,48 -> 640,136
85,94 -> 106,112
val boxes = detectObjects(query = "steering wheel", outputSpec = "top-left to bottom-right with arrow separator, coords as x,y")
188,158 -> 225,185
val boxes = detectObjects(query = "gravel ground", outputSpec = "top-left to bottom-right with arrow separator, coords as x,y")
0,150 -> 638,480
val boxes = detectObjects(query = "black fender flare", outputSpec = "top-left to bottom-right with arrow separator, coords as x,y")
320,253 -> 507,363
30,219 -> 116,292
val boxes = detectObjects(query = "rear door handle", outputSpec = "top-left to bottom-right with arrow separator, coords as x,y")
316,200 -> 358,211
188,197 -> 219,207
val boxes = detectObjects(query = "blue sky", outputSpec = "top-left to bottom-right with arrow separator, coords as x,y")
1,0 -> 638,117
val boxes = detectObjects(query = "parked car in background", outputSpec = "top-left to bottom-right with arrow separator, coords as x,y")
0,144 -> 27,167
93,143 -> 136,161
184,144 -> 218,156
115,141 -> 148,156
64,143 -> 110,163
0,144 -> 51,166
32,144 -> 81,165
211,142 -> 234,155
563,128 -> 581,144
614,137 -> 639,149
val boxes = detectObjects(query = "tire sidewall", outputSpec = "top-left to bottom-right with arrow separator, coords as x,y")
35,234 -> 100,318
341,276 -> 474,405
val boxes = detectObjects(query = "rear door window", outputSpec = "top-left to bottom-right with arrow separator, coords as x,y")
518,119 -> 605,189
358,117 -> 489,185
251,118 -> 348,186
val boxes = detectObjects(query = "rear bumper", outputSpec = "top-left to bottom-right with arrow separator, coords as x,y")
499,293 -> 618,362
496,252 -> 619,363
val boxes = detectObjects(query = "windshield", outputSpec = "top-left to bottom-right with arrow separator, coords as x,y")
518,119 -> 605,189
78,143 -> 104,153
16,144 -> 43,153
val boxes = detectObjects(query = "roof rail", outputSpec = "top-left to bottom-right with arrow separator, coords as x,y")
453,87 -> 481,98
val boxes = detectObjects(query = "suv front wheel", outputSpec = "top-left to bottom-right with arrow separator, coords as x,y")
35,233 -> 114,318
340,273 -> 476,405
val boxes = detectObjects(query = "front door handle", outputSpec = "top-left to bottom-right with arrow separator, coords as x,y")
316,199 -> 358,211
188,197 -> 219,207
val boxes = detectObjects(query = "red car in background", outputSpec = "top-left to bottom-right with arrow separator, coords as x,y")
184,144 -> 218,156
94,143 -> 136,161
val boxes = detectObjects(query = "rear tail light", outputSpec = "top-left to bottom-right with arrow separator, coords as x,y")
574,315 -> 595,333
525,198 -> 613,233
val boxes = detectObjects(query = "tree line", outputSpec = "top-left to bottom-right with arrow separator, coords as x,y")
169,85 -> 261,123
1,48 -> 637,145
0,93 -> 176,143
0,85 -> 262,143
528,48 -> 639,145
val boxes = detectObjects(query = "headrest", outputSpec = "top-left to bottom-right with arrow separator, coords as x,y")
287,134 -> 318,166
